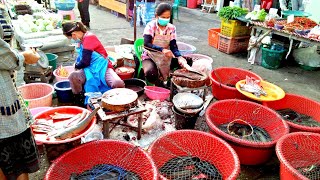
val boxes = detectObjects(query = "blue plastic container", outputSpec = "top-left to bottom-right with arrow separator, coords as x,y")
54,80 -> 74,103
54,0 -> 76,11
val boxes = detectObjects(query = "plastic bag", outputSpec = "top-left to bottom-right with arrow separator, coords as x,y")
191,59 -> 213,76
293,46 -> 320,67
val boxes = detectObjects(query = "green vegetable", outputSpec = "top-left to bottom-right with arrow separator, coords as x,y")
246,9 -> 267,21
218,6 -> 248,21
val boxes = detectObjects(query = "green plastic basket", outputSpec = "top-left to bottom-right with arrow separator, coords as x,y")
261,47 -> 286,69
46,53 -> 58,70
281,10 -> 312,18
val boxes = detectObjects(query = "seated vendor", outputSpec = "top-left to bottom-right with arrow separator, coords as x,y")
62,22 -> 125,106
279,0 -> 305,11
142,2 -> 192,87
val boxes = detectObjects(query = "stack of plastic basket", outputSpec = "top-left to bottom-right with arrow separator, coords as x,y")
218,19 -> 250,54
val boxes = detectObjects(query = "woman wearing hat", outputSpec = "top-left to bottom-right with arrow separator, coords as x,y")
62,22 -> 124,105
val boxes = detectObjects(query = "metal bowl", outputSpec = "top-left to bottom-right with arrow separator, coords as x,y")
173,93 -> 204,115
123,78 -> 146,96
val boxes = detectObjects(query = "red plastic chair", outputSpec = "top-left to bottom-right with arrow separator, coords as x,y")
261,0 -> 272,10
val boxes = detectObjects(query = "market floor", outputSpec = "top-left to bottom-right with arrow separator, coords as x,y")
87,5 -> 320,102
27,4 -> 320,180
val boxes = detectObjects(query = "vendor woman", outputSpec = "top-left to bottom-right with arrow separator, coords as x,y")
62,22 -> 125,105
143,2 -> 192,87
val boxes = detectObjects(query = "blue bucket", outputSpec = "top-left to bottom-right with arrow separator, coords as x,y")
54,80 -> 74,103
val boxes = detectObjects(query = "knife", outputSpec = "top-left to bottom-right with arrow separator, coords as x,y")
199,95 -> 214,117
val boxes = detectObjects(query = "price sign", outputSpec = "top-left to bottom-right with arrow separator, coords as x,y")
303,0 -> 310,4
269,8 -> 278,15
254,5 -> 261,11
287,14 -> 295,23
229,1 -> 234,7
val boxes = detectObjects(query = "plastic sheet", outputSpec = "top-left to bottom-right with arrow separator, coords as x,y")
293,46 -> 320,67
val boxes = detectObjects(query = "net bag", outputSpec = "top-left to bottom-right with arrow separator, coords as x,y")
265,93 -> 320,133
206,99 -> 289,165
44,140 -> 158,180
276,132 -> 320,180
148,130 -> 240,180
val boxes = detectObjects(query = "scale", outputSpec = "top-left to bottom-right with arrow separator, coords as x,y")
22,42 -> 53,83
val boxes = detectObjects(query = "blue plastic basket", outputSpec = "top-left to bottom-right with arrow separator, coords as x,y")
54,0 -> 76,11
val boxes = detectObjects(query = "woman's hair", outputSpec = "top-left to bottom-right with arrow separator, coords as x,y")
62,22 -> 87,36
155,3 -> 172,16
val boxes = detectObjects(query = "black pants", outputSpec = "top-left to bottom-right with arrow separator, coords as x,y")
142,57 -> 192,85
78,0 -> 90,26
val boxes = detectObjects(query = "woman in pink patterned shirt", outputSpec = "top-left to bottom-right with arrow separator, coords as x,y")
142,3 -> 192,87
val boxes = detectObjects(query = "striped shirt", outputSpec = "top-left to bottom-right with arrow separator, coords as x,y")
0,38 -> 30,139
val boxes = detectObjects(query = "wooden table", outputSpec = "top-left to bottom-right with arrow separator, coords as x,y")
90,98 -> 146,140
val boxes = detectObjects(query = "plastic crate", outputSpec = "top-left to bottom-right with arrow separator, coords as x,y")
221,19 -> 250,37
218,34 -> 249,54
208,28 -> 220,48
261,46 -> 286,69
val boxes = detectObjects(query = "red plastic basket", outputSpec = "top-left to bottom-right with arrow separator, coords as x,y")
148,130 -> 240,179
218,34 -> 250,54
265,93 -> 320,133
208,28 -> 221,48
276,132 -> 320,180
209,67 -> 262,100
206,99 -> 289,165
45,140 -> 158,180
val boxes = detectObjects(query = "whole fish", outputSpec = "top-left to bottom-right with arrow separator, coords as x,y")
240,76 -> 267,97
54,107 -> 99,140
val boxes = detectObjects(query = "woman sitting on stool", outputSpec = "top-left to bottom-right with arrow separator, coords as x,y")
62,22 -> 125,106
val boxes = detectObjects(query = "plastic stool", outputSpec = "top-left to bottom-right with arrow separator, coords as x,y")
57,10 -> 75,20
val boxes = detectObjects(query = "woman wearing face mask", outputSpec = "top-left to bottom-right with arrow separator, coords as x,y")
62,22 -> 125,106
142,2 -> 192,87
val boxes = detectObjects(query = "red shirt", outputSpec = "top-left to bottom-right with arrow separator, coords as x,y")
82,32 -> 113,68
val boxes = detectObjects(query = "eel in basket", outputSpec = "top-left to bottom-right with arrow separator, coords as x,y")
52,107 -> 100,140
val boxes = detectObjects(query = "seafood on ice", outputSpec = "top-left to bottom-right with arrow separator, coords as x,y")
32,108 -> 99,140
240,76 -> 267,97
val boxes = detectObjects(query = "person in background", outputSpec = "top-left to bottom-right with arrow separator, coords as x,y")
0,38 -> 40,180
62,22 -> 124,105
142,3 -> 192,87
279,0 -> 305,11
78,0 -> 91,28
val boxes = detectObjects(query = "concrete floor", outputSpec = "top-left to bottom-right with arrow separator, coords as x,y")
87,5 -> 320,102
27,4 -> 320,180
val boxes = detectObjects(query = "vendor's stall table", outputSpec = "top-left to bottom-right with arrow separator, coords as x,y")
248,21 -> 320,61
89,98 -> 147,140
251,25 -> 320,47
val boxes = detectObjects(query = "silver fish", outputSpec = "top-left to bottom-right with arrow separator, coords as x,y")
54,107 -> 99,140
240,83 -> 267,97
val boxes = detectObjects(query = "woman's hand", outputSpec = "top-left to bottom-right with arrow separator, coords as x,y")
162,49 -> 174,58
178,56 -> 194,71
22,49 -> 40,64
